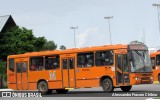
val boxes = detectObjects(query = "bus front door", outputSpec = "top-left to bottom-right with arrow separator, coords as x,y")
16,61 -> 28,90
116,54 -> 130,85
62,57 -> 75,88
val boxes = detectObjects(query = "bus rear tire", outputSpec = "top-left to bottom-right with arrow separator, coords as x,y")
120,86 -> 132,92
102,78 -> 114,92
56,89 -> 68,94
38,81 -> 49,95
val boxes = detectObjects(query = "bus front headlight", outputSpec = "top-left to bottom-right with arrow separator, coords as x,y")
150,77 -> 153,80
135,77 -> 140,80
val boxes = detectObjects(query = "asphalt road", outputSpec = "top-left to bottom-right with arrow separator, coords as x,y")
1,84 -> 160,100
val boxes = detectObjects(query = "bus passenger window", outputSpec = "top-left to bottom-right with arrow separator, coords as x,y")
30,57 -> 44,71
95,51 -> 114,66
45,55 -> 60,70
77,52 -> 94,68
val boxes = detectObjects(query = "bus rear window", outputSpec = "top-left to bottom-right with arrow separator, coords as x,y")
9,58 -> 14,72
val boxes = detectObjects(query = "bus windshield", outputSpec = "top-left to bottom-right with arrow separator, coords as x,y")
130,50 -> 152,72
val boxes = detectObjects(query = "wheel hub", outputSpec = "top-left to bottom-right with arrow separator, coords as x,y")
104,82 -> 110,90
40,85 -> 46,91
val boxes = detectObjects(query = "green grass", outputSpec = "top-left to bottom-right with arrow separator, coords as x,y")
0,86 -> 8,89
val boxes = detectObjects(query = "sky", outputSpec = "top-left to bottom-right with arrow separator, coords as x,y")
0,0 -> 160,49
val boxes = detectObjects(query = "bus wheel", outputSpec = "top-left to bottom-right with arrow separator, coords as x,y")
56,89 -> 68,94
38,81 -> 49,95
102,78 -> 114,92
120,86 -> 132,92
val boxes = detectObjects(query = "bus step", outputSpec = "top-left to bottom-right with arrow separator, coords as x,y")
153,81 -> 159,84
65,88 -> 74,90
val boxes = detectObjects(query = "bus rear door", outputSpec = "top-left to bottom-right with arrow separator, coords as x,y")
15,58 -> 28,90
116,54 -> 130,85
61,54 -> 76,88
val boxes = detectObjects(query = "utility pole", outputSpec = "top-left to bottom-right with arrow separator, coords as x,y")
104,16 -> 113,45
153,4 -> 160,34
70,27 -> 78,48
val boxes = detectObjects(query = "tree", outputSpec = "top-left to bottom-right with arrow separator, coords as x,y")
60,45 -> 66,50
34,37 -> 47,51
0,26 -> 56,60
0,26 -> 57,88
0,61 -> 7,87
42,41 -> 57,50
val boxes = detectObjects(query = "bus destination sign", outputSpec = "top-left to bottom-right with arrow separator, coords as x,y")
128,44 -> 148,50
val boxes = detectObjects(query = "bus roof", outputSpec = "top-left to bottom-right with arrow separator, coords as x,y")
150,50 -> 160,56
7,44 -> 129,58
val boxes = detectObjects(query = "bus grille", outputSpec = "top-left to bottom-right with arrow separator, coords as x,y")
142,74 -> 151,76
141,77 -> 150,80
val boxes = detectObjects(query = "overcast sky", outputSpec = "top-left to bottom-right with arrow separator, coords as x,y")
1,0 -> 160,49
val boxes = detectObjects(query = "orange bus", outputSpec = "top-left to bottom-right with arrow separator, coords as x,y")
7,44 -> 153,94
150,51 -> 160,83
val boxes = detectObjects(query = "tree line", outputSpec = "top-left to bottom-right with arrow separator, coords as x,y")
0,26 -> 58,61
0,26 -> 66,87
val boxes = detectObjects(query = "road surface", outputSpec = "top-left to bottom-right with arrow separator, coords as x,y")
0,84 -> 160,100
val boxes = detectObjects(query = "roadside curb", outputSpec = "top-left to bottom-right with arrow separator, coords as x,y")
146,98 -> 160,100
0,89 -> 13,91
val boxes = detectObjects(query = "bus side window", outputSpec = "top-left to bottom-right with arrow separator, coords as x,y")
69,58 -> 74,69
30,57 -> 44,71
22,62 -> 27,72
151,57 -> 155,69
95,50 -> 114,66
117,55 -> 122,70
17,63 -> 22,73
77,52 -> 94,67
123,54 -> 129,72
63,59 -> 67,69
45,55 -> 60,70
9,58 -> 14,72
156,55 -> 160,66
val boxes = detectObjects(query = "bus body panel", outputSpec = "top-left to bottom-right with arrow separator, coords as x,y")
7,44 -> 153,91
7,70 -> 16,90
150,52 -> 160,83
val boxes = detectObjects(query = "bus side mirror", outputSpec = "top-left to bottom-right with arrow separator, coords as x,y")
152,65 -> 155,69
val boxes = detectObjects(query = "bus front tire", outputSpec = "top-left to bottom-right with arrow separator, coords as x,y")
120,86 -> 132,92
56,89 -> 68,94
102,78 -> 114,92
38,81 -> 49,95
